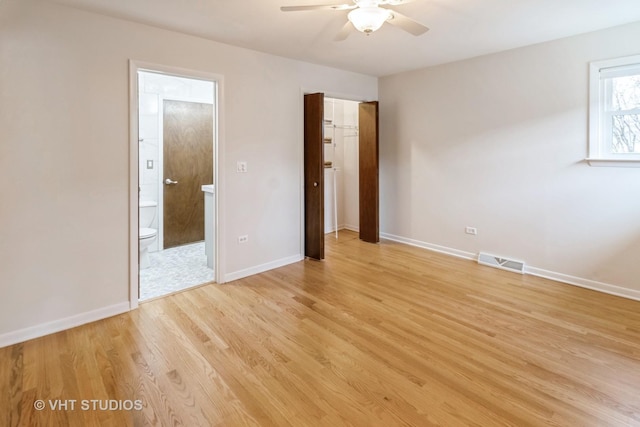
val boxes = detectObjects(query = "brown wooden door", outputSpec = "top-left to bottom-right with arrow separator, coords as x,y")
304,93 -> 325,260
359,101 -> 379,243
163,100 -> 213,249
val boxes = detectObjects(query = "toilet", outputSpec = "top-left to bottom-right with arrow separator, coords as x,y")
139,200 -> 158,269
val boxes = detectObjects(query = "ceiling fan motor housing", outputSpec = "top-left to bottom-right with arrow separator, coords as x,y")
348,3 -> 392,33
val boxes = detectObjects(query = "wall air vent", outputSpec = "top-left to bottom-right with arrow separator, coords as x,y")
477,252 -> 525,274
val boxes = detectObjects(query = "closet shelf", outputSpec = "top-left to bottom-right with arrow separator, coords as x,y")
325,124 -> 359,130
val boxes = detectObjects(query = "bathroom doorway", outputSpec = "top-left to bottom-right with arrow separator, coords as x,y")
136,69 -> 217,301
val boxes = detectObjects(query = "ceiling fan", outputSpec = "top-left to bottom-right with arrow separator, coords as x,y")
280,0 -> 429,40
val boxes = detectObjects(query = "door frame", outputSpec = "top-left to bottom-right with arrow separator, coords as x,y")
299,88 -> 377,257
129,60 -> 226,309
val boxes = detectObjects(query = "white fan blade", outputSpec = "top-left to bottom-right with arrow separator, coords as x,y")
386,10 -> 429,36
334,21 -> 353,41
281,3 -> 355,12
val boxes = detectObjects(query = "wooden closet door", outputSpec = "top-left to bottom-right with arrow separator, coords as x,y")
359,101 -> 379,243
304,93 -> 325,260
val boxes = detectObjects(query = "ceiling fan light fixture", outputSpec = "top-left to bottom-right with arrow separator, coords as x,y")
348,6 -> 390,34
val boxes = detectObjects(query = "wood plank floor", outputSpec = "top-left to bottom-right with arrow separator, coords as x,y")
2,230 -> 640,426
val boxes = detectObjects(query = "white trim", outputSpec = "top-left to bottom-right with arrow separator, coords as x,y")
526,266 -> 640,302
0,302 -> 130,349
129,60 -> 226,304
380,232 -> 476,260
588,54 -> 640,164
298,89 -> 305,262
224,255 -> 304,283
593,54 -> 640,72
380,232 -> 640,302
128,60 -> 140,310
214,73 -> 226,283
585,158 -> 640,167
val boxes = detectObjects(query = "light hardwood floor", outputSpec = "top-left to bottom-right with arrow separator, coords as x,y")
2,231 -> 640,426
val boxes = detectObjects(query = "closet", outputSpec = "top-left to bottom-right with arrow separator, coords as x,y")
303,92 -> 378,260
323,98 -> 360,237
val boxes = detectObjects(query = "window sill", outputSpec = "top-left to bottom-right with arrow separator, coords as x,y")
585,158 -> 640,168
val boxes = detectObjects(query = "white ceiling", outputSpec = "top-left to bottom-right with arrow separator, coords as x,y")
49,0 -> 640,76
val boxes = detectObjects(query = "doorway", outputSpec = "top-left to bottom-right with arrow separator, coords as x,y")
136,70 -> 217,301
303,93 -> 379,260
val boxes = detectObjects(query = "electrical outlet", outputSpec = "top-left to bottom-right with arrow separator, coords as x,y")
238,235 -> 249,244
465,227 -> 478,236
236,161 -> 247,173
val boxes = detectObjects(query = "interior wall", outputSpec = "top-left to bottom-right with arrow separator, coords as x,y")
0,0 -> 377,343
379,21 -> 640,294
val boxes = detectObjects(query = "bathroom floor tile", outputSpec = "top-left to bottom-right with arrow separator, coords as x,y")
139,241 -> 214,301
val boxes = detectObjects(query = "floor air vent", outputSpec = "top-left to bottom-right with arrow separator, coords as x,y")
477,252 -> 525,274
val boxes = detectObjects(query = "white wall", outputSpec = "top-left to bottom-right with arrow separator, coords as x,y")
379,21 -> 640,296
0,0 -> 377,345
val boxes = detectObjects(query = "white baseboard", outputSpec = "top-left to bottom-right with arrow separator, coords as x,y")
380,232 -> 640,302
224,254 -> 304,283
380,232 -> 476,261
526,266 -> 640,302
0,301 -> 130,349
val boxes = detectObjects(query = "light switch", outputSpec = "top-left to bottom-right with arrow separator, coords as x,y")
147,160 -> 153,169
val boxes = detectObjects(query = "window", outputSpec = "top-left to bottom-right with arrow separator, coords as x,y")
588,54 -> 640,167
